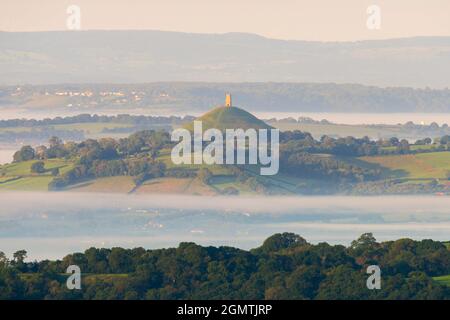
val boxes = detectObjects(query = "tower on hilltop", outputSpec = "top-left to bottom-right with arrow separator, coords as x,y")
225,93 -> 232,107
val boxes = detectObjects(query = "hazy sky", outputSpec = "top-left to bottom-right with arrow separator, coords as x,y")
2,0 -> 450,41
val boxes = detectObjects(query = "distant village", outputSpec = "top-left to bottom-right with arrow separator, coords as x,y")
5,85 -> 174,109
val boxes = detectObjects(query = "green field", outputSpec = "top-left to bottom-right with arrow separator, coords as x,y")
0,176 -> 54,191
433,275 -> 450,287
0,159 -> 74,176
0,175 -> 19,183
360,152 -> 450,180
0,159 -> 74,191
66,176 -> 136,193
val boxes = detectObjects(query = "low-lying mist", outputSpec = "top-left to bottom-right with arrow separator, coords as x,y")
1,192 -> 449,260
1,192 -> 449,216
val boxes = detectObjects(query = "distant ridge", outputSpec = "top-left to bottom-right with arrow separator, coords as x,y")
1,30 -> 449,87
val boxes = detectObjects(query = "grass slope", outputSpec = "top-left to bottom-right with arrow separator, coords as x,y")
184,106 -> 272,131
433,275 -> 450,287
360,152 -> 450,180
66,176 -> 136,193
0,159 -> 75,191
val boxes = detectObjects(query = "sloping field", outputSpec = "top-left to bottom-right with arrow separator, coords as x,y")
0,159 -> 74,176
67,176 -> 136,193
0,176 -> 53,191
0,159 -> 74,191
136,177 -> 217,196
360,152 -> 450,180
434,275 -> 450,287
135,177 -> 193,194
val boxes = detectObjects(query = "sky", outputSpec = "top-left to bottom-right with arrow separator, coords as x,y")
1,0 -> 450,41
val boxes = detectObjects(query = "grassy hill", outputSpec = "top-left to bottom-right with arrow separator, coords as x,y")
184,106 -> 272,131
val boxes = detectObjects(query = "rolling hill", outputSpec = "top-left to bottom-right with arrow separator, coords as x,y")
184,106 -> 272,131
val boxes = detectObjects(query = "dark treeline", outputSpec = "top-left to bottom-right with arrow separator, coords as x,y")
280,131 -> 450,156
276,117 -> 450,136
1,233 -> 449,300
278,131 -> 450,185
0,114 -> 194,128
0,128 -> 84,143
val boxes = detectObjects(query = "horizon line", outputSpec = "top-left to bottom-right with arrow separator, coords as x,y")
1,28 -> 450,43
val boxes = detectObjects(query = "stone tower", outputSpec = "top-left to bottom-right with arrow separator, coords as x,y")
225,93 -> 232,107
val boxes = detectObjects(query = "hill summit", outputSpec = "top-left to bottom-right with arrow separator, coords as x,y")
185,95 -> 272,131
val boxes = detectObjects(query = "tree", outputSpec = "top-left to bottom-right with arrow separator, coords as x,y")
285,266 -> 324,299
350,233 -> 377,251
0,233 -> 449,300
13,250 -> 27,264
430,122 -> 440,130
315,265 -> 371,300
51,168 -> 60,176
0,251 -> 8,267
0,266 -> 24,299
415,139 -> 425,145
35,145 -> 48,159
397,139 -> 410,153
133,172 -> 149,187
12,250 -> 27,272
389,137 -> 399,146
49,136 -> 63,148
254,233 -> 308,254
31,161 -> 46,173
13,146 -> 35,162
440,135 -> 450,145
109,248 -> 133,273
349,233 -> 381,264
